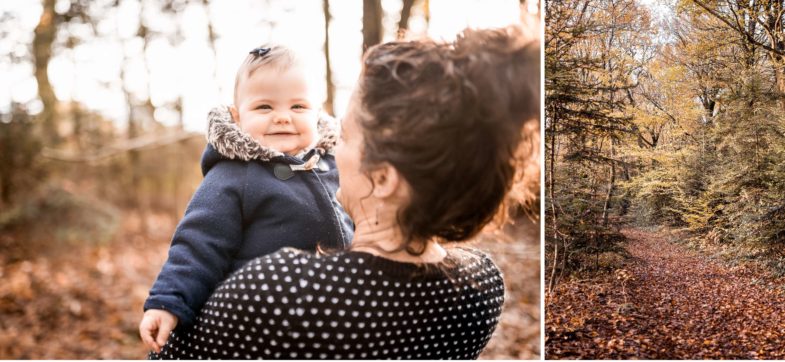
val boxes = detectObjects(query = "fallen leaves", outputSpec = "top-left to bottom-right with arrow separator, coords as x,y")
0,212 -> 539,359
0,212 -> 170,359
477,217 -> 541,360
546,228 -> 785,359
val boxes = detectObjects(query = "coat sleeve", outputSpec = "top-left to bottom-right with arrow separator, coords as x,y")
143,162 -> 247,327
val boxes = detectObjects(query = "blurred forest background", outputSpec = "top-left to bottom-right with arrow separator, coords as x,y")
546,0 -> 785,358
0,0 -> 541,359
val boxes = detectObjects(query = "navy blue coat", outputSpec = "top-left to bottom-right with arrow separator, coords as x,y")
144,107 -> 354,327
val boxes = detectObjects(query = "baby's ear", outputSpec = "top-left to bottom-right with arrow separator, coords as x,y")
229,105 -> 240,123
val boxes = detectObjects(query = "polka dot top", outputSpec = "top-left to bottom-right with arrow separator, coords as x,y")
151,246 -> 505,360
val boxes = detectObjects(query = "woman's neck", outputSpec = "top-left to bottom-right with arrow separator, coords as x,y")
350,218 -> 447,264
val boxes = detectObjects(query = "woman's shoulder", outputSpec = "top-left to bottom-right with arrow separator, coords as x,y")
224,246 -> 503,293
232,246 -> 497,270
446,246 -> 500,270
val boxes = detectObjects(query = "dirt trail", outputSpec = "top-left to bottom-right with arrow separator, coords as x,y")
547,228 -> 785,359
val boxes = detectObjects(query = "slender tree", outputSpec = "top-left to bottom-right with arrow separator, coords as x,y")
397,0 -> 416,39
33,0 -> 59,145
363,0 -> 383,52
323,0 -> 335,114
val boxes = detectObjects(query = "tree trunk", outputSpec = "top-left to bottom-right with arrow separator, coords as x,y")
362,0 -> 383,53
601,140 -> 616,226
773,57 -> 785,112
547,116 -> 560,294
323,0 -> 335,114
33,0 -> 59,145
397,0 -> 416,39
118,13 -> 147,235
201,0 -> 223,96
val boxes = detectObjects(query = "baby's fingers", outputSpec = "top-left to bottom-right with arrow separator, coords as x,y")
139,318 -> 161,353
155,321 -> 175,350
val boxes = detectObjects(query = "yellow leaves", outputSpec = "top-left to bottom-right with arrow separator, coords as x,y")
614,268 -> 633,282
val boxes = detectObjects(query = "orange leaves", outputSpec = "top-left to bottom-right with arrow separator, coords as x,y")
547,227 -> 785,359
0,214 -> 172,359
4,262 -> 35,301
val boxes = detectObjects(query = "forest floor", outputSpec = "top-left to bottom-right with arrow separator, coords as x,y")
0,211 -> 539,359
546,228 -> 785,359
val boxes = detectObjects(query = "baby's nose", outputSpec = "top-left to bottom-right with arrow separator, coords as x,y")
273,113 -> 291,124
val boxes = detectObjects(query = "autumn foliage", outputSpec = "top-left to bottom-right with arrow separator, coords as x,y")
546,0 -> 785,358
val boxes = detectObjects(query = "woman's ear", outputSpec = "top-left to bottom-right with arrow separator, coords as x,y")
370,163 -> 403,200
229,105 -> 240,124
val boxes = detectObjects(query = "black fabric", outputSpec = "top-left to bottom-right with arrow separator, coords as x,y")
151,247 -> 505,360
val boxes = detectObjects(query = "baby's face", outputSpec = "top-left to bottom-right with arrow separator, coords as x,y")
233,66 -> 318,156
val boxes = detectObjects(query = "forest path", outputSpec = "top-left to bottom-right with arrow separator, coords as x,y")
547,228 -> 785,359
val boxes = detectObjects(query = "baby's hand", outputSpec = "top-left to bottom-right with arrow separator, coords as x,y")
139,309 -> 178,353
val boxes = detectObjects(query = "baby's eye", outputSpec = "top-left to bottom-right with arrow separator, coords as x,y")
255,104 -> 272,110
292,104 -> 308,110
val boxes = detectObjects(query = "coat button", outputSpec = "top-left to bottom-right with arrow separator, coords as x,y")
274,164 -> 294,180
317,159 -> 329,172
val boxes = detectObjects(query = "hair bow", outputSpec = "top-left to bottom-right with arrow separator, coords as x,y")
249,47 -> 271,57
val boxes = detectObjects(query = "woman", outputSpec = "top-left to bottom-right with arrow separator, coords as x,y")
152,26 -> 539,360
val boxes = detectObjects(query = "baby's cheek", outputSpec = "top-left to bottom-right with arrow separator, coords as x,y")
305,117 -> 320,142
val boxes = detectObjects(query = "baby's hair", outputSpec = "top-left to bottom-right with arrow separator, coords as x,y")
233,44 -> 300,105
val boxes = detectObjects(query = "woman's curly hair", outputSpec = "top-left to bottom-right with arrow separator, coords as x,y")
356,26 -> 540,254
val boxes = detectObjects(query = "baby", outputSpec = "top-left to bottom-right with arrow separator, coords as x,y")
139,45 -> 353,353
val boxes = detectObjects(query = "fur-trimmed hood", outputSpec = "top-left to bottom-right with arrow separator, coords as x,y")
205,105 -> 338,162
